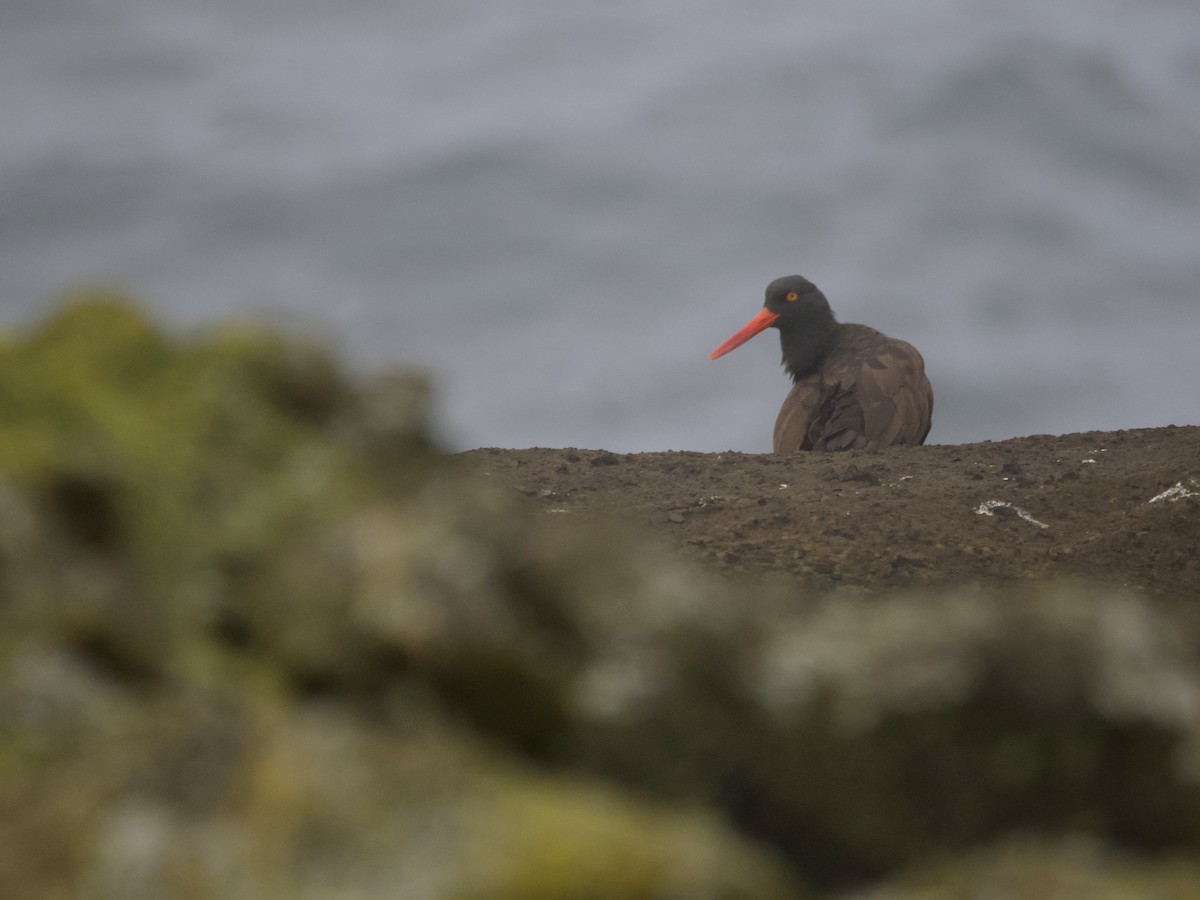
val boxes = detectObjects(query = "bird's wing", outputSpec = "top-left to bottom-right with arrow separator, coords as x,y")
772,374 -> 826,452
852,336 -> 933,447
773,328 -> 932,452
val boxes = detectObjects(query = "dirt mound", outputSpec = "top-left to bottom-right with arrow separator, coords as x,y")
463,426 -> 1200,601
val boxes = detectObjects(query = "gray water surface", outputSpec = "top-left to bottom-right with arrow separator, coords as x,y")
3,0 -> 1199,451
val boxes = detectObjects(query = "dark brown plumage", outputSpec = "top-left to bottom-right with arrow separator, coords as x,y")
710,275 -> 933,452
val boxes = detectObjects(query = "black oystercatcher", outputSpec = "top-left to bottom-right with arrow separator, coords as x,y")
710,275 -> 933,452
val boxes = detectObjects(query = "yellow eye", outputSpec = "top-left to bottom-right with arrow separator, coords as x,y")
785,291 -> 799,302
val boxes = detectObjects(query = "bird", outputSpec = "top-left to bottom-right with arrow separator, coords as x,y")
710,275 -> 933,452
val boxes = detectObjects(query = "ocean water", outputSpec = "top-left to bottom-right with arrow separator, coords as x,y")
3,0 -> 1199,452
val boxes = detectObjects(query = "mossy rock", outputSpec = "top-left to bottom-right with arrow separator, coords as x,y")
0,292 -> 436,673
0,649 -> 800,899
736,585 -> 1200,885
851,837 -> 1200,899
0,295 -> 801,898
560,580 -> 1200,887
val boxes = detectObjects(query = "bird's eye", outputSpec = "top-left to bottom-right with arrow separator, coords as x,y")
785,291 -> 799,302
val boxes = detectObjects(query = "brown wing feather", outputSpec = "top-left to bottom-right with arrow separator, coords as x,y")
772,376 -> 823,452
773,324 -> 933,453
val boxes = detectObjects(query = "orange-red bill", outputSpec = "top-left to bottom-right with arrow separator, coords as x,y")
709,307 -> 780,359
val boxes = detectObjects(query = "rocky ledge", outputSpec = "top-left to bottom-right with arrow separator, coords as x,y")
464,425 -> 1199,601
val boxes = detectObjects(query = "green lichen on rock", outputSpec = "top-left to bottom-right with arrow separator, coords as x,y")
0,293 -> 370,616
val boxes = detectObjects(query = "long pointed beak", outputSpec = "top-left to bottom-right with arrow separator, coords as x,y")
709,307 -> 780,359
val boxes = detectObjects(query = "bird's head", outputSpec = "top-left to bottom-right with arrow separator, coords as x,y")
709,275 -> 833,360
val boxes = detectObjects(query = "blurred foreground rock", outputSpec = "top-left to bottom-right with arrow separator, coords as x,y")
2,294 -> 1200,898
0,294 -> 794,899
